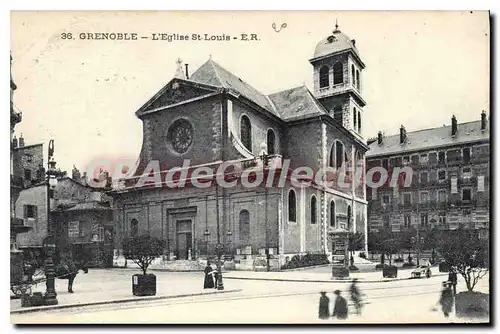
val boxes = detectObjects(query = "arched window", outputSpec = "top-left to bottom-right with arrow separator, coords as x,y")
130,219 -> 139,238
267,129 -> 276,155
319,66 -> 329,88
358,111 -> 362,133
329,140 -> 345,169
330,201 -> 336,227
351,64 -> 356,86
353,107 -> 357,129
347,205 -> 352,229
333,62 -> 343,85
239,209 -> 250,242
288,189 -> 297,222
310,195 -> 317,224
240,115 -> 252,152
356,70 -> 360,90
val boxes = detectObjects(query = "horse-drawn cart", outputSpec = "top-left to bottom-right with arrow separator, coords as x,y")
10,250 -> 44,298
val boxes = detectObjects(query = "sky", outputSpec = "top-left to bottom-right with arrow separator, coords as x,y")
10,11 -> 490,174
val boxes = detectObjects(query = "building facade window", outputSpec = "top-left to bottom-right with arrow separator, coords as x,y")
351,64 -> 355,86
329,140 -> 345,169
420,171 -> 428,184
358,111 -> 361,133
383,215 -> 390,229
382,195 -> 390,204
462,188 -> 472,202
353,107 -> 357,129
288,189 -> 297,222
24,205 -> 37,219
333,62 -> 343,85
404,214 -> 411,228
310,196 -> 317,224
463,148 -> 471,164
266,129 -> 276,155
240,115 -> 252,152
24,169 -> 31,181
330,200 -> 336,227
130,219 -> 139,237
420,192 -> 429,203
420,153 -> 429,164
403,156 -> 410,166
420,213 -> 429,227
239,209 -> 250,242
439,215 -> 446,226
438,170 -> 446,181
319,66 -> 329,88
356,70 -> 360,90
438,190 -> 447,202
438,151 -> 446,164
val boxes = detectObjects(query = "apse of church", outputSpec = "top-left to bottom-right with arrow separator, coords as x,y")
111,24 -> 369,267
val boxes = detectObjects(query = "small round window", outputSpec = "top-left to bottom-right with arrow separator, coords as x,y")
167,119 -> 193,154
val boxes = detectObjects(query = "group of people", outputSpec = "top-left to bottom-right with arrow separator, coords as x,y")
318,279 -> 363,320
203,261 -> 220,289
439,267 -> 458,317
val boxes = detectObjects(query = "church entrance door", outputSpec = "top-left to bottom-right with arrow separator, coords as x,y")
176,220 -> 192,260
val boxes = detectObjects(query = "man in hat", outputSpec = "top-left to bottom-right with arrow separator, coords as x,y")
318,291 -> 330,319
439,281 -> 453,317
332,289 -> 348,319
448,267 -> 458,295
350,278 -> 363,315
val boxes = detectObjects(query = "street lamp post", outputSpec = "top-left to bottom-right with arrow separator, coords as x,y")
214,183 -> 224,290
44,139 -> 60,306
259,145 -> 270,272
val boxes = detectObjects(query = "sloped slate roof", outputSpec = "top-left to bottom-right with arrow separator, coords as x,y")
367,120 -> 490,157
268,85 -> 327,121
190,59 -> 278,116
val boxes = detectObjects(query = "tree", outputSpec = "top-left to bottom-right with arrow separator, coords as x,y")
367,231 -> 381,260
422,226 -> 441,263
123,235 -> 165,275
348,232 -> 365,257
438,228 -> 488,292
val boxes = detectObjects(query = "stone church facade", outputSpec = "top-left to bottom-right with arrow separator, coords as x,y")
111,25 -> 369,267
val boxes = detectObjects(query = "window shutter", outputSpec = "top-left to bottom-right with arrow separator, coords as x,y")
23,205 -> 28,219
34,206 -> 38,219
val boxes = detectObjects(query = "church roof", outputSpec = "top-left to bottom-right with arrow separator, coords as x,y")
268,86 -> 327,121
367,120 -> 490,157
190,59 -> 278,116
311,26 -> 363,67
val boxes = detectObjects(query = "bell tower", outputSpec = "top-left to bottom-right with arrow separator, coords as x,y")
309,22 -> 366,139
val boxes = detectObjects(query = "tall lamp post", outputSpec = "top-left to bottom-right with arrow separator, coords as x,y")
44,139 -> 62,306
214,183 -> 224,290
259,145 -> 270,272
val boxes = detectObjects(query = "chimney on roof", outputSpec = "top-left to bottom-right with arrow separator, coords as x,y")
185,64 -> 189,80
351,39 -> 356,47
18,134 -> 25,147
72,165 -> 81,181
481,110 -> 487,131
82,172 -> 88,186
12,135 -> 18,148
377,131 -> 383,145
451,115 -> 458,136
399,125 -> 407,144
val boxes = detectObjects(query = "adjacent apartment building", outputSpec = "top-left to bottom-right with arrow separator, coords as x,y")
366,112 -> 490,236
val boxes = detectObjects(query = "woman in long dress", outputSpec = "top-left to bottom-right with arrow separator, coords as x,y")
203,261 -> 215,289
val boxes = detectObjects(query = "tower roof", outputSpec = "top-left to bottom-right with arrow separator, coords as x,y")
310,24 -> 364,67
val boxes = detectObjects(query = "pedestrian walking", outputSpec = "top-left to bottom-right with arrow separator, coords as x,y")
439,282 -> 453,317
203,261 -> 215,289
448,267 -> 458,295
332,289 -> 348,320
318,291 -> 330,319
350,279 -> 363,315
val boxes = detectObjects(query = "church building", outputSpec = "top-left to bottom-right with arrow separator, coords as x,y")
111,24 -> 369,268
